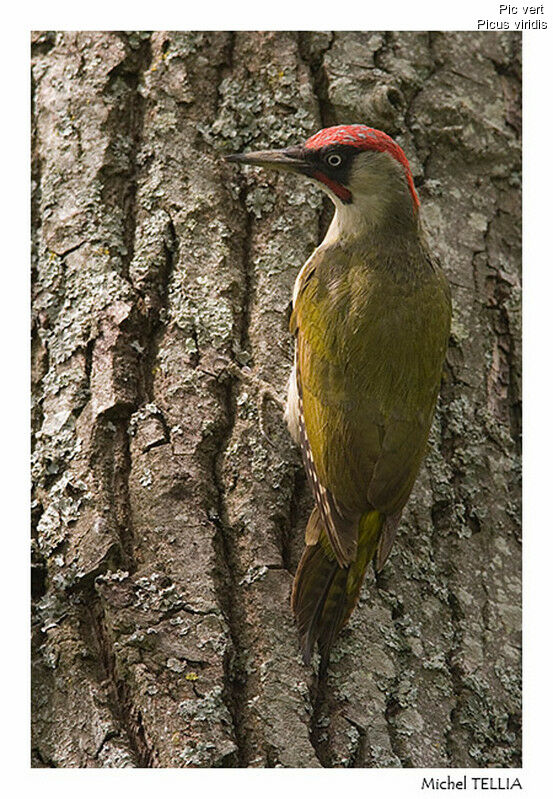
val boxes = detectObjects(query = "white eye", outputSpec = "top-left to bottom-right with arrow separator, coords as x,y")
326,153 -> 342,167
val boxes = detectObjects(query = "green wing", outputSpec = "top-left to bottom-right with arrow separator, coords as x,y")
292,243 -> 451,564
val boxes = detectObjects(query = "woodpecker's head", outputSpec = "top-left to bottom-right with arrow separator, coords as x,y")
226,125 -> 419,230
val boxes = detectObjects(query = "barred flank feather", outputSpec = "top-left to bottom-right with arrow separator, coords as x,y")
291,509 -> 384,665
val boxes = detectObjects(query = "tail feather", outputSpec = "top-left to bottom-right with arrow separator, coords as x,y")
317,568 -> 349,666
291,543 -> 339,663
291,510 -> 383,665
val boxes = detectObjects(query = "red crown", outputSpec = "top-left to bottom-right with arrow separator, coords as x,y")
305,125 -> 419,209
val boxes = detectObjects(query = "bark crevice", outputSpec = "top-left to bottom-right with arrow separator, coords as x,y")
210,377 -> 250,767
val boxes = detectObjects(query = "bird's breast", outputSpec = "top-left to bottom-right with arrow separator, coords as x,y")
284,356 -> 301,444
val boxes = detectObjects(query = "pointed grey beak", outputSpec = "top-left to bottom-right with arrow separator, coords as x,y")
225,147 -> 308,174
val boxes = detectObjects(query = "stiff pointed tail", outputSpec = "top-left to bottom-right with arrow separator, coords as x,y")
291,509 -> 383,665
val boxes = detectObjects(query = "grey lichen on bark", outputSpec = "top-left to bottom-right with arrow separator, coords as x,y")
31,31 -> 521,768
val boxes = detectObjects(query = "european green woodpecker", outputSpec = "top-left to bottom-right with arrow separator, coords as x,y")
227,124 -> 451,665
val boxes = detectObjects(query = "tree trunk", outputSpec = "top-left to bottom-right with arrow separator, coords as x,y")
31,31 -> 521,768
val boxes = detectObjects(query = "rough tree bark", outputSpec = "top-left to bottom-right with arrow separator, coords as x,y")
31,31 -> 521,768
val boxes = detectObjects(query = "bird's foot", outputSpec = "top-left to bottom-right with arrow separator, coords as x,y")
225,362 -> 285,446
197,358 -> 284,445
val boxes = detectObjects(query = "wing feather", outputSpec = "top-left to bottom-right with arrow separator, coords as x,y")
292,241 -> 451,568
295,361 -> 358,567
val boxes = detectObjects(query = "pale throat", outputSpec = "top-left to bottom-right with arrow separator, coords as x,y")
322,199 -> 378,245
322,200 -> 413,249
